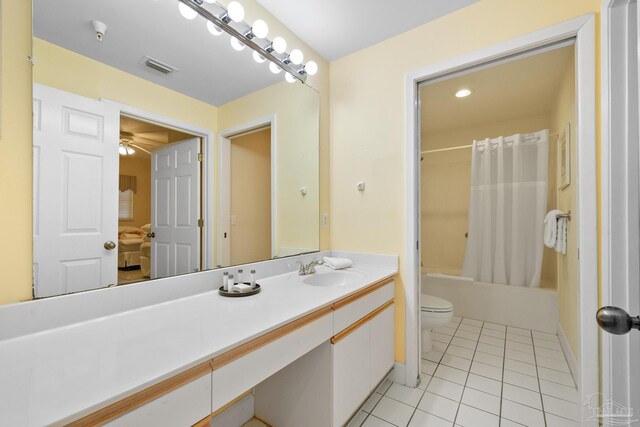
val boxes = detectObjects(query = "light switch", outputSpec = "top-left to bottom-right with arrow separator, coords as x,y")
230,215 -> 236,226
322,213 -> 329,229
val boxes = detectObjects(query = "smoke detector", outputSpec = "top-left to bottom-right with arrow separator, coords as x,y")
91,20 -> 107,42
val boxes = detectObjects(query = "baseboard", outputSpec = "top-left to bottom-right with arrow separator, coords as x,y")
209,392 -> 254,427
557,323 -> 580,389
390,362 -> 406,385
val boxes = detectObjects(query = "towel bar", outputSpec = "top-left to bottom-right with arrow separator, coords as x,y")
557,210 -> 572,221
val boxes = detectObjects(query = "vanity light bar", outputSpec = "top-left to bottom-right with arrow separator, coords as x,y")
178,0 -> 308,83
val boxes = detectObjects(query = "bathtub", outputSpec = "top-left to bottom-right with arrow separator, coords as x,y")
422,273 -> 558,333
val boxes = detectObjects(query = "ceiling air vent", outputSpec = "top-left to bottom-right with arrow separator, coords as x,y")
144,56 -> 177,75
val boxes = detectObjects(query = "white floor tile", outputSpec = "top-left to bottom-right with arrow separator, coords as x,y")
386,383 -> 425,407
482,322 -> 506,332
455,330 -> 480,341
502,369 -> 540,392
427,377 -> 464,402
362,415 -> 395,427
506,333 -> 533,345
465,373 -> 502,397
545,413 -> 579,427
542,394 -> 579,421
534,346 -> 565,361
376,378 -> 393,394
458,323 -> 482,334
434,364 -> 469,385
346,411 -> 369,427
534,337 -> 562,351
504,358 -> 538,378
452,316 -> 462,323
421,360 -> 438,376
505,340 -> 534,354
470,360 -> 502,381
432,332 -> 454,344
371,396 -> 414,427
478,335 -> 505,348
454,404 -> 499,427
476,343 -> 504,357
536,356 -> 570,373
242,419 -> 268,427
532,331 -> 560,342
507,326 -> 530,336
473,351 -> 503,368
501,399 -> 545,427
432,340 -> 449,353
446,345 -> 475,360
462,318 -> 483,327
451,337 -> 477,350
502,383 -> 542,410
363,393 -> 383,413
480,328 -> 505,339
408,410 -> 453,427
425,349 -> 445,363
461,387 -> 500,415
536,367 -> 575,387
505,348 -> 536,365
499,418 -> 526,426
417,392 -> 460,422
433,325 -> 458,336
441,354 -> 472,372
539,379 -> 579,403
417,374 -> 432,390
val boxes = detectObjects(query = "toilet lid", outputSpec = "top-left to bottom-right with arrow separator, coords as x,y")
421,295 -> 453,312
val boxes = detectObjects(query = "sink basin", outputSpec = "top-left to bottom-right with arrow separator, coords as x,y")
302,270 -> 364,287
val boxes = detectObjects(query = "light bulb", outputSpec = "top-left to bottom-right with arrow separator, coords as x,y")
269,62 -> 282,74
285,73 -> 297,83
178,2 -> 198,20
127,147 -> 135,155
119,146 -> 127,155
305,61 -> 318,76
272,36 -> 287,54
207,20 -> 223,36
252,19 -> 268,39
455,88 -> 472,98
230,37 -> 245,51
227,1 -> 245,22
253,51 -> 266,63
289,49 -> 303,65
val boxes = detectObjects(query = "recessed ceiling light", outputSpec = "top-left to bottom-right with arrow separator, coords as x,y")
455,88 -> 472,98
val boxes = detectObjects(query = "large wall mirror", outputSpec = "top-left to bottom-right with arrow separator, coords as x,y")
32,0 -> 320,298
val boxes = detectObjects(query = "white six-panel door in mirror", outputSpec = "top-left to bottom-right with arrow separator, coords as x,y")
33,84 -> 119,297
151,138 -> 200,279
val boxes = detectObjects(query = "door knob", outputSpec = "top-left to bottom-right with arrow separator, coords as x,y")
596,306 -> 640,335
104,241 -> 116,250
147,232 -> 155,238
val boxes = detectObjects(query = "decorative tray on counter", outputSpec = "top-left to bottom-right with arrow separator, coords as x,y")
218,283 -> 261,297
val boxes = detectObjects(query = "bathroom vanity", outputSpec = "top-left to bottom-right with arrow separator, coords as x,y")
0,252 -> 397,426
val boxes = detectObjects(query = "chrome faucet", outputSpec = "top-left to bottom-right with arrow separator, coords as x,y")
297,259 -> 323,275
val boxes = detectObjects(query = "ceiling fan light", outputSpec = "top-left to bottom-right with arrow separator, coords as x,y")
178,2 -> 198,20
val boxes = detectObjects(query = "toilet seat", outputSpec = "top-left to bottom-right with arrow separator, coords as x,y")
421,295 -> 453,313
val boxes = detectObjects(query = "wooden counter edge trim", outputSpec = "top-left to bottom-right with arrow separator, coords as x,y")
66,361 -> 213,427
330,300 -> 394,345
210,305 -> 333,370
331,276 -> 395,311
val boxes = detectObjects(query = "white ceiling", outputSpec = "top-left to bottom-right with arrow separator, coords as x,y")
256,0 -> 480,61
421,45 -> 575,135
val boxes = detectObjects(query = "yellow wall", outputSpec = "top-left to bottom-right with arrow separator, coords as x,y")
553,59 -> 579,356
0,0 -> 33,304
230,128 -> 272,265
330,0 -> 600,363
422,114 -> 558,289
118,155 -> 151,229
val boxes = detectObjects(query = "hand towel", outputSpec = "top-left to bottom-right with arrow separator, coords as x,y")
555,217 -> 567,255
323,256 -> 353,270
544,210 -> 563,248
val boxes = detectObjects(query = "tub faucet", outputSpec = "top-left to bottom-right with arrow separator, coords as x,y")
297,259 -> 323,275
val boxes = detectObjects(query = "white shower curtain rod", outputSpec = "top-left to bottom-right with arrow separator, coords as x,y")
421,132 -> 558,155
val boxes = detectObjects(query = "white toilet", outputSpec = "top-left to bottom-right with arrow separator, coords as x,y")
421,294 -> 454,354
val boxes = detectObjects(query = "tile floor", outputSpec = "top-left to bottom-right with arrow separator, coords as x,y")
347,316 -> 579,427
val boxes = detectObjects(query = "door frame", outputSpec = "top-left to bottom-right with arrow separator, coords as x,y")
101,99 -> 215,271
217,115 -> 277,267
600,0 -> 640,414
404,14 -> 598,419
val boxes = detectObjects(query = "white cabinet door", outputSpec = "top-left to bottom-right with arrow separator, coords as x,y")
151,138 -> 200,279
33,84 -> 119,297
332,323 -> 370,427
370,304 -> 395,389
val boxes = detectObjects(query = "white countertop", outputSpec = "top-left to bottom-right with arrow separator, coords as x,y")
0,262 -> 396,426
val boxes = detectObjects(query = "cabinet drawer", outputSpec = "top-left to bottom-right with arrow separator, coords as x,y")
333,281 -> 394,334
105,373 -> 212,427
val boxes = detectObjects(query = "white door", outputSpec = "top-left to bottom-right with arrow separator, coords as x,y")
150,138 -> 200,279
33,84 -> 119,297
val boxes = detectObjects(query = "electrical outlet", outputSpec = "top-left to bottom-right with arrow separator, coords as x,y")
322,213 -> 329,229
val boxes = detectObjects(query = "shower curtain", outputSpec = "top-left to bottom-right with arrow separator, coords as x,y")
461,130 -> 548,287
